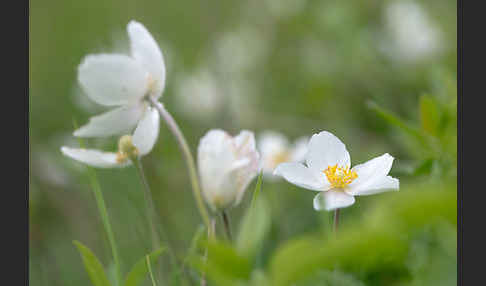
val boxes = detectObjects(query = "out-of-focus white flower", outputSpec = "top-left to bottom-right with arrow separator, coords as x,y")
174,69 -> 224,121
198,129 -> 261,211
274,131 -> 399,211
74,20 -> 166,138
382,0 -> 442,63
258,131 -> 308,177
213,27 -> 268,75
61,107 -> 159,168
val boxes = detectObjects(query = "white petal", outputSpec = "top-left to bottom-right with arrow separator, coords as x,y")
73,103 -> 145,137
306,131 -> 351,171
274,162 -> 329,191
347,176 -> 399,196
132,107 -> 160,155
127,20 -> 166,98
61,147 -> 130,168
313,190 -> 355,211
347,153 -> 397,195
78,54 -> 148,106
231,130 -> 261,205
198,129 -> 237,208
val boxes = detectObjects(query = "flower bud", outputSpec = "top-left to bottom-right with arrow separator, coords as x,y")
198,129 -> 261,211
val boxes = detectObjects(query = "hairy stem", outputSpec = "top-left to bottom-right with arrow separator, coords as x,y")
149,99 -> 210,228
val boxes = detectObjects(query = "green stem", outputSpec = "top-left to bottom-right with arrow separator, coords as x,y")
133,158 -> 161,250
134,158 -> 178,267
333,208 -> 340,233
146,255 -> 158,286
200,219 -> 216,286
86,168 -> 122,286
221,211 -> 232,241
149,99 -> 210,229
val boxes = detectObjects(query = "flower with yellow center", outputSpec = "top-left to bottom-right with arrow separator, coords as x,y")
274,131 -> 399,211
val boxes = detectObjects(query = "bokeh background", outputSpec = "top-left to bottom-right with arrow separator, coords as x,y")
29,0 -> 457,285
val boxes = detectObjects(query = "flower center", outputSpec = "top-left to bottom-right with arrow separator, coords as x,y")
323,164 -> 358,188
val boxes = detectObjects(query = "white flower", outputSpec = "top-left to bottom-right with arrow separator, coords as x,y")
61,107 -> 159,168
258,131 -> 307,177
174,69 -> 224,121
274,131 -> 399,211
73,20 -> 166,138
382,0 -> 442,63
198,129 -> 261,211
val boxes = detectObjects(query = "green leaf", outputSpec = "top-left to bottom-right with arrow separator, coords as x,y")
191,240 -> 251,285
124,247 -> 166,286
73,240 -> 112,286
236,195 -> 271,260
419,95 -> 441,137
250,172 -> 263,210
367,101 -> 427,147
269,183 -> 457,286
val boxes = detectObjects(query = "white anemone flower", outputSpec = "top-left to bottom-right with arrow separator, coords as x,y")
198,129 -> 261,211
258,131 -> 307,177
274,131 -> 399,211
61,107 -> 159,168
73,20 -> 166,138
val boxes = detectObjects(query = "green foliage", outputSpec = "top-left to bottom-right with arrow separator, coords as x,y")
124,247 -> 166,286
73,240 -> 112,286
236,172 -> 271,261
194,182 -> 456,286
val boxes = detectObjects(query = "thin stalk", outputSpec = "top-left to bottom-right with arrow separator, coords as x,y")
75,124 -> 122,286
146,255 -> 158,286
134,158 -> 178,266
134,158 -> 162,250
221,211 -> 232,241
333,208 -> 340,233
149,99 -> 210,228
86,168 -> 122,286
200,218 -> 216,286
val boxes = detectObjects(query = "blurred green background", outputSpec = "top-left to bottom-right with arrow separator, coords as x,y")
29,0 -> 457,285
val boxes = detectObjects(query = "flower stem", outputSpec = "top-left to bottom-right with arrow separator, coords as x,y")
146,255 -> 158,286
74,122 -> 122,286
134,158 -> 178,276
86,160 -> 122,286
200,218 -> 216,286
149,99 -> 210,229
134,158 -> 162,250
221,210 -> 232,241
333,208 -> 340,233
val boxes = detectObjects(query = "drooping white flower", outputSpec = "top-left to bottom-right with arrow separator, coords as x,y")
61,107 -> 159,168
198,129 -> 261,211
73,20 -> 166,138
258,131 -> 307,177
274,131 -> 399,211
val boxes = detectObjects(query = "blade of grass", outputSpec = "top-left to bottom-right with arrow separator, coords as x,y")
72,119 -> 121,286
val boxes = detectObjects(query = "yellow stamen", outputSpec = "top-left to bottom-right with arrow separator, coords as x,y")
323,164 -> 358,188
